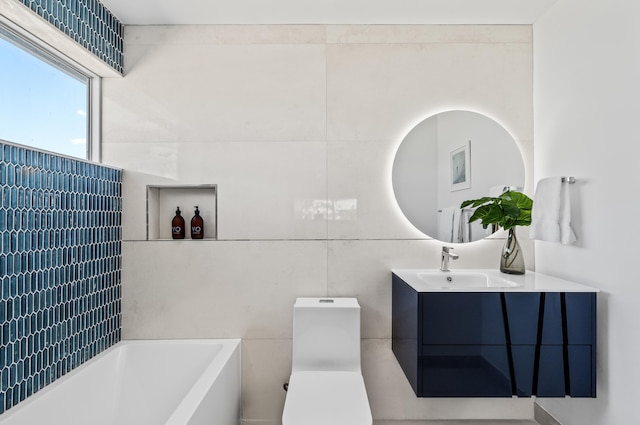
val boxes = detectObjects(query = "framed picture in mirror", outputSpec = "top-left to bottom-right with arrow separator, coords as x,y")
451,140 -> 471,191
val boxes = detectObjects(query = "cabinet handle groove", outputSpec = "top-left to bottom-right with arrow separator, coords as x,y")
560,293 -> 571,395
500,293 -> 517,395
532,292 -> 546,395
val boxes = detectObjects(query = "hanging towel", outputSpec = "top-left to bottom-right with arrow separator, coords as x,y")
530,177 -> 577,244
559,181 -> 577,244
452,208 -> 463,243
438,207 -> 456,242
460,208 -> 482,242
460,209 -> 472,242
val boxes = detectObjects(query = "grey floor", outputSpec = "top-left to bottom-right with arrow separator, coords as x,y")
242,421 -> 539,425
374,421 -> 539,425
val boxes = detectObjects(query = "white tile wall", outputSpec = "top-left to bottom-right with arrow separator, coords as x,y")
242,339 -> 292,421
110,142 -> 328,241
103,40 -> 326,143
326,42 -> 532,143
121,240 -> 327,339
103,24 -> 534,422
327,140 -> 418,240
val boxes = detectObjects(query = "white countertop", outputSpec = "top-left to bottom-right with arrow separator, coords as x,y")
392,269 -> 600,293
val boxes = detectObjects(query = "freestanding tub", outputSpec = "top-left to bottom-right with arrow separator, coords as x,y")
0,339 -> 241,425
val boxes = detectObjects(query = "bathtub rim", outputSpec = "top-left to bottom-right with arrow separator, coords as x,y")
163,338 -> 242,425
0,338 -> 242,425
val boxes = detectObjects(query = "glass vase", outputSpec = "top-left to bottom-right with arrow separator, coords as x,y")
500,228 -> 525,274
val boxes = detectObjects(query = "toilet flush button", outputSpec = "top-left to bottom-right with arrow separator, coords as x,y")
319,299 -> 334,303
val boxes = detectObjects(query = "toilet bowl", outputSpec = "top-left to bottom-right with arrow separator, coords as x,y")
282,297 -> 372,425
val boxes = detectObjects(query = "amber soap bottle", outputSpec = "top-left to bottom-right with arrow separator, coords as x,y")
191,206 -> 204,239
171,207 -> 185,239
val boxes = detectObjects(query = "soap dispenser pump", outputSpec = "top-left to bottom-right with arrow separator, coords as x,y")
171,207 -> 185,239
191,206 -> 204,239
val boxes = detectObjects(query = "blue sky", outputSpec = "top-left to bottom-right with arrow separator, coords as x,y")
0,36 -> 88,159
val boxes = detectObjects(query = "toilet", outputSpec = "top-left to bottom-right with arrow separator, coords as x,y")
282,297 -> 373,425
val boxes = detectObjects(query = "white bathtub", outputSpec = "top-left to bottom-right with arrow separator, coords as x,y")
0,339 -> 241,425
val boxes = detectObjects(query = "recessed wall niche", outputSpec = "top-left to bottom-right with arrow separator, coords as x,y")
146,185 -> 217,240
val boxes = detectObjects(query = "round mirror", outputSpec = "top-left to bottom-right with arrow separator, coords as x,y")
392,110 -> 525,243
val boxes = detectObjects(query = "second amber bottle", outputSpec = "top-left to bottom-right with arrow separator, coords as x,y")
191,206 -> 204,239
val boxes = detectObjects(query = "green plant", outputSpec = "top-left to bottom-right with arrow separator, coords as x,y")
460,191 -> 533,231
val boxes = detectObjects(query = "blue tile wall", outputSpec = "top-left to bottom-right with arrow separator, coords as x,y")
0,141 -> 122,414
17,0 -> 124,74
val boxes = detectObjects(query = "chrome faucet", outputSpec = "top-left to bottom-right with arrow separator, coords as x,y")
440,246 -> 459,272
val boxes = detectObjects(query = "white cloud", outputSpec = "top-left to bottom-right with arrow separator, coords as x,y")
76,109 -> 87,117
71,138 -> 86,146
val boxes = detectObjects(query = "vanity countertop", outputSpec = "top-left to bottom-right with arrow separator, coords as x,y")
392,269 -> 600,293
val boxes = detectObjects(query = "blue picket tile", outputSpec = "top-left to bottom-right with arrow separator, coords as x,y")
15,0 -> 123,73
0,141 -> 121,412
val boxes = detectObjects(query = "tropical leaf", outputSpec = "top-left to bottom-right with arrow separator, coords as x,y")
460,191 -> 533,231
461,196 -> 496,209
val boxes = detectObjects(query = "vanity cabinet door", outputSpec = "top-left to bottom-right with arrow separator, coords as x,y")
504,292 -> 596,398
420,293 -> 512,397
504,293 -> 540,396
565,293 -> 596,397
421,293 -> 506,345
421,345 -> 513,397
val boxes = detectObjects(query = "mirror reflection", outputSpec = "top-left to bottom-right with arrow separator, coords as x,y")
392,111 -> 525,243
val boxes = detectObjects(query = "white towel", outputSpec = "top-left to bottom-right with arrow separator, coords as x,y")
460,208 -> 482,242
530,177 -> 576,244
438,207 -> 456,242
559,181 -> 577,244
452,208 -> 463,243
460,209 -> 471,242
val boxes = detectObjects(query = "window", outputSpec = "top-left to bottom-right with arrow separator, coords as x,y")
0,25 -> 92,160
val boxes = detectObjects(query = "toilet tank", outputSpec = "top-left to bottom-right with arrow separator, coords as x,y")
292,298 -> 362,372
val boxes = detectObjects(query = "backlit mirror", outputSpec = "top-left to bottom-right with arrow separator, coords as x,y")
392,110 -> 525,243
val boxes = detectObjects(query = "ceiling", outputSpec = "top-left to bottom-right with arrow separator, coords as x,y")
99,0 -> 560,26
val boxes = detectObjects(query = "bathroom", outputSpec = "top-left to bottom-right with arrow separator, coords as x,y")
0,0 -> 638,424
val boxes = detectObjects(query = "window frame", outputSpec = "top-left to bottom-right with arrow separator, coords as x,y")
0,20 -> 101,162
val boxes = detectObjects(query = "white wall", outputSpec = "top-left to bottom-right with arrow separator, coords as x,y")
102,25 -> 534,423
534,1 -> 640,424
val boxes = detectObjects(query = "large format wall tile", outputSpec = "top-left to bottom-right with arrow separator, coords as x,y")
327,140 -> 424,240
121,240 -> 327,339
103,39 -> 326,143
105,141 -> 327,241
327,24 -> 532,44
242,338 -> 292,422
126,25 -> 326,46
326,42 -> 533,143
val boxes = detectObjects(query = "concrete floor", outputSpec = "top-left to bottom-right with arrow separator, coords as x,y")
374,421 -> 539,425
242,421 -> 539,425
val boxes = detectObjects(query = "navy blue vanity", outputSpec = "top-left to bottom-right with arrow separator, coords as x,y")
392,269 -> 598,398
